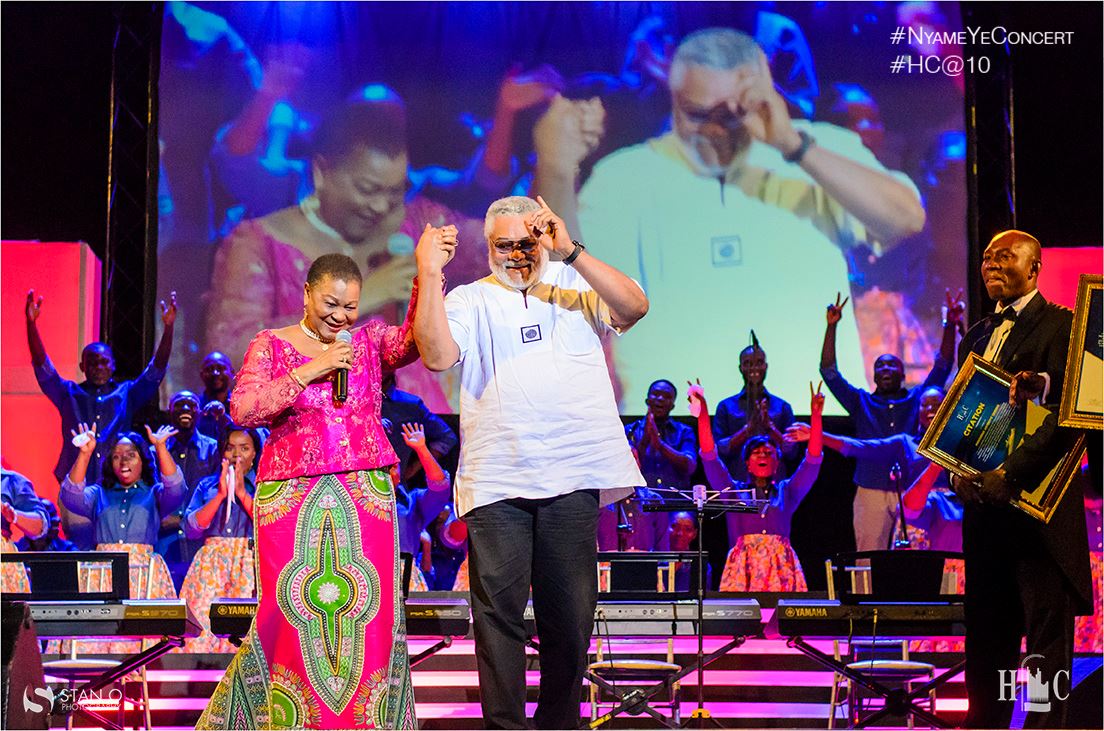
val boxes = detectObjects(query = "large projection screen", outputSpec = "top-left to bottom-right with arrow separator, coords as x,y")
157,1 -> 967,415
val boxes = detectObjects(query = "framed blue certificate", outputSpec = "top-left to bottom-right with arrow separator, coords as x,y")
918,353 -> 1085,522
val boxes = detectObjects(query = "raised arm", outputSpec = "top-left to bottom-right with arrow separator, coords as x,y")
153,292 -> 178,371
820,292 -> 848,371
61,423 -> 100,517
819,293 -> 862,413
481,65 -> 563,187
734,56 -> 923,247
531,95 -> 605,242
401,423 -> 448,486
372,279 -> 422,372
527,196 -> 648,330
688,381 -> 737,492
922,288 -> 964,390
146,425 -> 187,514
413,224 -> 462,371
780,385 -> 826,506
24,290 -> 47,369
903,462 -> 943,518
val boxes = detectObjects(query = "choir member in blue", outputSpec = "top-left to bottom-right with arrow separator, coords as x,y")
180,427 -> 263,652
158,390 -> 221,589
59,422 -> 186,653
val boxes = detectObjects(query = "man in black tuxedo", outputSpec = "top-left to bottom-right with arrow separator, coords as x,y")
956,230 -> 1091,728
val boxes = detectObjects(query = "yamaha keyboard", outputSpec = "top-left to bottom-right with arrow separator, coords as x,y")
530,599 -> 762,637
210,597 -> 472,639
27,599 -> 201,639
211,597 -> 762,640
776,599 -> 965,638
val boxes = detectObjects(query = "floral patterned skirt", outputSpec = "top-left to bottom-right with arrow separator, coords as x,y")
180,537 -> 256,654
719,534 -> 807,592
47,543 -> 176,656
196,469 -> 416,730
1,536 -> 29,593
910,557 -> 966,653
1075,551 -> 1103,653
452,556 -> 469,591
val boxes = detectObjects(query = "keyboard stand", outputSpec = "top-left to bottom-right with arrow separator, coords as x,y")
51,634 -> 188,731
786,635 -> 965,729
584,636 -> 748,730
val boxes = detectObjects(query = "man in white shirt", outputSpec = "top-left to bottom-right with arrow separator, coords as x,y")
412,195 -> 647,729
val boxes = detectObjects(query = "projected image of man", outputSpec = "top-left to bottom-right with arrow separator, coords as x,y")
539,27 -> 926,413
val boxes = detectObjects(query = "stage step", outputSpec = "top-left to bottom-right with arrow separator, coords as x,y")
44,637 -> 969,729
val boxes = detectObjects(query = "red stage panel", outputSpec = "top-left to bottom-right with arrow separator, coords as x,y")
1038,246 -> 1103,309
1,241 -> 101,536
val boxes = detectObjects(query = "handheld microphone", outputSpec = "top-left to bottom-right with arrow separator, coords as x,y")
335,330 -> 352,402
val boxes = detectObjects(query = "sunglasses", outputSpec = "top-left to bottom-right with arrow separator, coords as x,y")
492,239 -> 540,255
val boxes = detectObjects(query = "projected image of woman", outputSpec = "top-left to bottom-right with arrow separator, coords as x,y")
204,90 -> 484,411
197,242 -> 456,730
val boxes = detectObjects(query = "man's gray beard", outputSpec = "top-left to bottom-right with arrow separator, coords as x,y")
676,131 -> 748,178
488,249 -> 548,290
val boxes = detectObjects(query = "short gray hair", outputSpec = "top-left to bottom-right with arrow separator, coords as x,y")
670,28 -> 763,90
484,195 -> 541,243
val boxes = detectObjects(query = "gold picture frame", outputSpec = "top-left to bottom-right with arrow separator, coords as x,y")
1059,273 -> 1103,429
918,353 -> 1086,523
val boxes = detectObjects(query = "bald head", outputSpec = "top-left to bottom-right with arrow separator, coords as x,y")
989,229 -> 1041,260
982,229 -> 1042,304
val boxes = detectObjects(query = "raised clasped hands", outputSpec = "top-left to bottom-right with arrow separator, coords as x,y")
643,412 -> 661,449
415,223 -> 458,276
533,94 -> 606,173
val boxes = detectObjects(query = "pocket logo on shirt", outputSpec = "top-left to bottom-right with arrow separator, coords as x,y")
711,235 -> 743,267
520,324 -> 542,344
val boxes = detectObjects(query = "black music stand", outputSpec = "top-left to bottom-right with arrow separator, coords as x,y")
3,551 -> 198,731
621,486 -> 766,729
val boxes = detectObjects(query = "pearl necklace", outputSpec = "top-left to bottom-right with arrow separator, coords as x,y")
299,195 -> 354,255
299,318 -> 333,351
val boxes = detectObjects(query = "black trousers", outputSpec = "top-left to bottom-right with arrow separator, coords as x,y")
465,489 -> 599,730
963,507 -> 1078,729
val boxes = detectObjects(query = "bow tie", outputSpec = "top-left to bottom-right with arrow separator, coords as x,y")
991,307 -> 1017,323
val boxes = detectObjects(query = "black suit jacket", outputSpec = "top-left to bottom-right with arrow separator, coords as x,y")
958,292 -> 1092,611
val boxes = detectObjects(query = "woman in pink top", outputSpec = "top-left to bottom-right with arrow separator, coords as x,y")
198,243 -> 456,730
